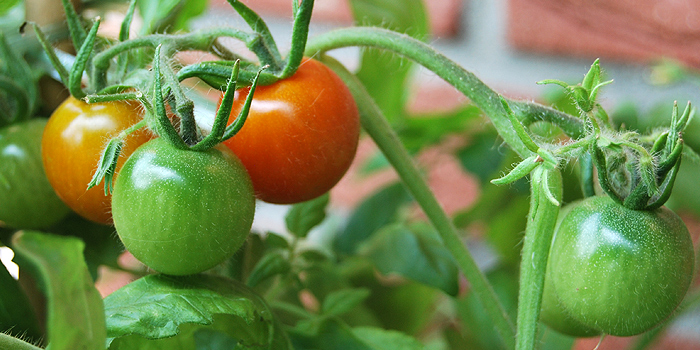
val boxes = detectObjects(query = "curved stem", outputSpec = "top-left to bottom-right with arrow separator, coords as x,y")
323,56 -> 516,349
515,167 -> 562,350
305,27 -> 586,158
279,0 -> 315,79
91,28 -> 255,90
0,333 -> 43,350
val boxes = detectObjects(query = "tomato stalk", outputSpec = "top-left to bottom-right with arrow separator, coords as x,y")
0,333 -> 43,350
90,28 -> 255,91
304,27 -> 585,159
278,0 -> 314,79
515,167 -> 562,350
322,56 -> 516,350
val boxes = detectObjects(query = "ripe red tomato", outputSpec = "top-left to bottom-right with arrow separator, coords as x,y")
222,58 -> 360,204
42,96 -> 154,224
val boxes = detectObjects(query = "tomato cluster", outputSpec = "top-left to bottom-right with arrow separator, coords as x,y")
26,58 -> 359,275
541,195 -> 695,337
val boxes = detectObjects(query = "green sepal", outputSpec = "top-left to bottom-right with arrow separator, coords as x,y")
61,0 -> 88,51
491,155 -> 539,185
68,18 -> 101,99
32,24 -> 70,86
87,137 -> 124,195
225,0 -> 282,70
178,60 -> 278,89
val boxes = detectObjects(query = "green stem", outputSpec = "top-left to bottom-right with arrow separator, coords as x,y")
323,57 -> 516,349
279,0 -> 315,79
515,167 -> 562,350
305,27 -> 585,158
91,28 -> 254,90
0,333 -> 42,350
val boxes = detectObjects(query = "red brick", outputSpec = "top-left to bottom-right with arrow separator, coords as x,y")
508,0 -> 700,69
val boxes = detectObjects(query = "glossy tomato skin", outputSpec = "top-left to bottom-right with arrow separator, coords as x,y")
111,138 -> 255,276
548,195 -> 694,337
0,119 -> 71,229
42,96 -> 153,224
223,58 -> 360,204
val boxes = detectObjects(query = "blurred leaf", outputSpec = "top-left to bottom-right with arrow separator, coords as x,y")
457,129 -> 505,184
105,274 -> 291,349
285,193 -> 329,238
246,251 -> 290,288
399,105 -> 482,153
48,212 -> 123,280
452,268 -> 518,350
322,288 -> 371,317
537,327 -> 576,350
0,253 -> 42,341
484,195 -> 529,267
335,182 -> 412,255
289,317 -> 373,350
138,0 -> 207,35
353,327 -> 425,350
0,0 -> 20,15
359,223 -> 459,296
226,233 -> 266,282
12,231 -> 106,350
359,152 -> 391,175
265,231 -> 289,250
350,0 -> 429,123
193,328 -> 239,350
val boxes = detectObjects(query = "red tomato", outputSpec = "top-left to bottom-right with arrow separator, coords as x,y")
42,96 -> 154,224
222,58 -> 360,204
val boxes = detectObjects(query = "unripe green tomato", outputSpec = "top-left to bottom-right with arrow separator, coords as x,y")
111,138 -> 255,276
547,195 -> 694,337
0,119 -> 70,229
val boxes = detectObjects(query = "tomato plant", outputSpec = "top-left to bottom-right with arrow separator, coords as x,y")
41,96 -> 153,224
545,195 -> 695,337
222,58 -> 360,204
0,119 -> 70,229
111,138 -> 255,276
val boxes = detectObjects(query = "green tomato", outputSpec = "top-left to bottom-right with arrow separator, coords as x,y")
547,195 -> 694,337
111,138 -> 255,276
0,119 -> 70,229
540,268 -> 600,337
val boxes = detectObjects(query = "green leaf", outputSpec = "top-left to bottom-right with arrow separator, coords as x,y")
399,106 -> 483,153
457,129 -> 504,184
0,254 -> 42,341
335,182 -> 412,255
350,0 -> 429,123
352,327 -> 425,350
321,288 -> 371,317
193,328 -> 239,350
48,213 -> 124,281
289,318 -> 373,350
12,231 -> 106,350
0,0 -> 20,15
246,251 -> 291,288
359,223 -> 459,296
138,0 -> 207,35
285,193 -> 329,238
104,274 -> 291,349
